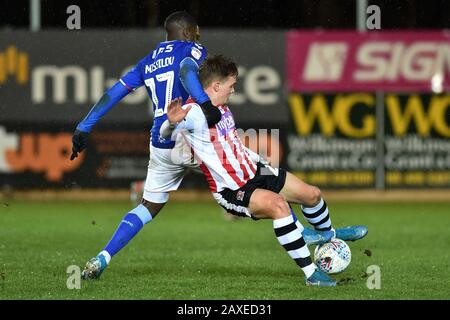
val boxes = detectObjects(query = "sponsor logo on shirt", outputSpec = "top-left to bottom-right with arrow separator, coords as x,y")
215,111 -> 235,138
191,47 -> 202,60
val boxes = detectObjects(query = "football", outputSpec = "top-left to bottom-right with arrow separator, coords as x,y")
314,239 -> 351,274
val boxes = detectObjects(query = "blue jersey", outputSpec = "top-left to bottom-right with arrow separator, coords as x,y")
121,40 -> 207,148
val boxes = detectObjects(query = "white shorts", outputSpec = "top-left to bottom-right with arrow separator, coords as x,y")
143,136 -> 198,203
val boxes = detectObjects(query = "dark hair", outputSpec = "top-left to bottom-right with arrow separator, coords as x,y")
164,11 -> 197,33
199,54 -> 239,87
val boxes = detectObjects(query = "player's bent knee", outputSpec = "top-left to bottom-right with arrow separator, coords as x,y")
313,186 -> 322,202
304,186 -> 322,207
271,195 -> 290,219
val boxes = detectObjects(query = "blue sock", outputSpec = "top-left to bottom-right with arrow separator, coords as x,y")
103,204 -> 152,258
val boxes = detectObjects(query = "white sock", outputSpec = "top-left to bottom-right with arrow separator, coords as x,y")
273,215 -> 316,278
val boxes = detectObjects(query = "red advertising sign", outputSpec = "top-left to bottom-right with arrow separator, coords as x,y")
287,31 -> 450,92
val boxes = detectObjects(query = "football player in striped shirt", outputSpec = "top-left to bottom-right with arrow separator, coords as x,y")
163,55 -> 368,286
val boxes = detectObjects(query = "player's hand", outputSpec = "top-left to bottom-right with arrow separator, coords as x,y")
167,97 -> 192,125
70,129 -> 89,160
199,100 -> 221,126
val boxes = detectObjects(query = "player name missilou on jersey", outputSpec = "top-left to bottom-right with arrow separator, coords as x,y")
145,57 -> 175,74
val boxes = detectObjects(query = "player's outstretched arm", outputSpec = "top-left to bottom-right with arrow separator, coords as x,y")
179,57 -> 221,126
70,81 -> 131,160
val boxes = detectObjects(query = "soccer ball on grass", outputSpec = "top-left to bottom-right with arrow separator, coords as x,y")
314,238 -> 351,274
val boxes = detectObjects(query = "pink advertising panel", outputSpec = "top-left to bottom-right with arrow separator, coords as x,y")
287,31 -> 450,92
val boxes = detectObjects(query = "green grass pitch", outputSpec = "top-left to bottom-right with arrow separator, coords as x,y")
0,199 -> 449,300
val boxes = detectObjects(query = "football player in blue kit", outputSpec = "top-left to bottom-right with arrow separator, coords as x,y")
70,11 -> 223,279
